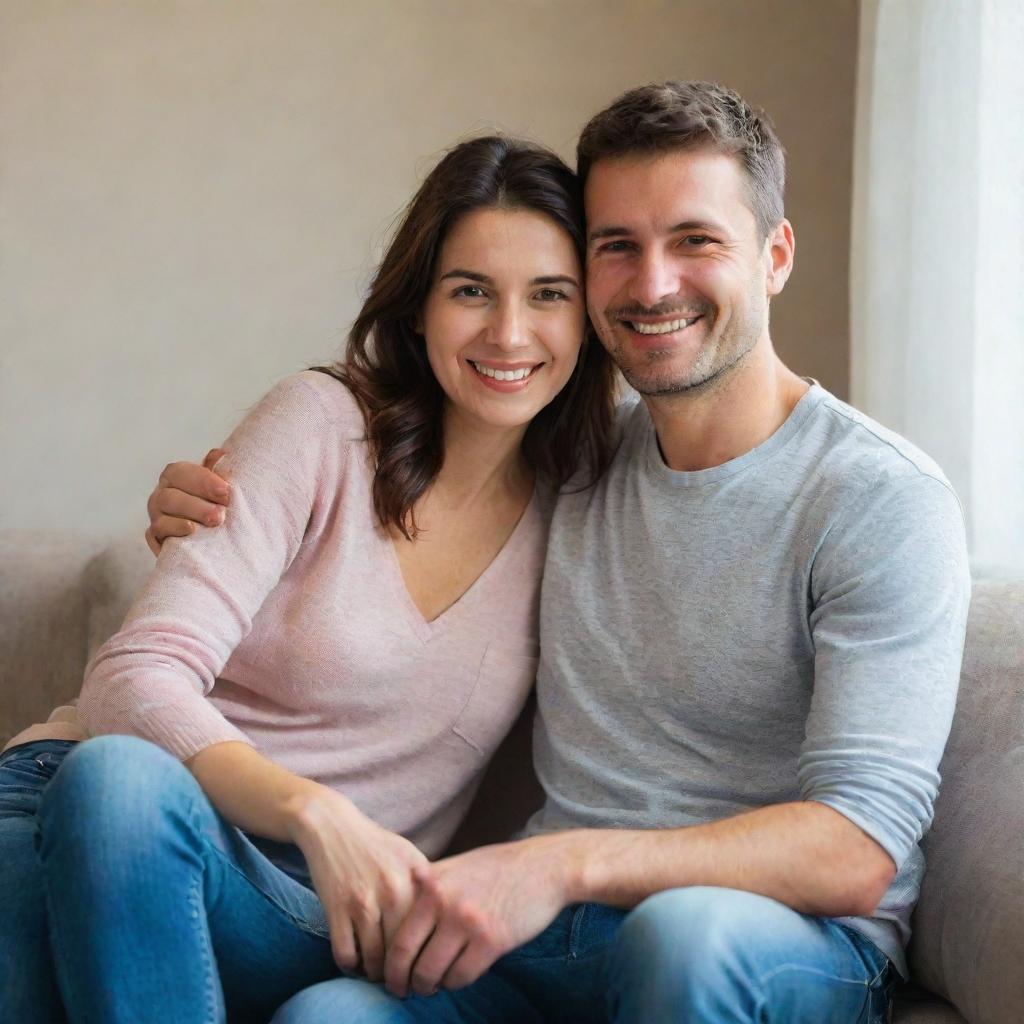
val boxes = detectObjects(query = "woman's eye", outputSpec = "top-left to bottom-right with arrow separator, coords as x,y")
453,285 -> 486,299
536,288 -> 568,302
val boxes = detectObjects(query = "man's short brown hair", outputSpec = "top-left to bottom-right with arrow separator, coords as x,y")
577,80 -> 786,239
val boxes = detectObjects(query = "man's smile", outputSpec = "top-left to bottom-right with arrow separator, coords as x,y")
621,315 -> 704,336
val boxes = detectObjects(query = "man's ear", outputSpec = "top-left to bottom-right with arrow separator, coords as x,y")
765,218 -> 795,297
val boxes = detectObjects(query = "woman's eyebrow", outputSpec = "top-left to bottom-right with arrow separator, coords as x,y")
439,269 -> 579,288
439,268 -> 492,284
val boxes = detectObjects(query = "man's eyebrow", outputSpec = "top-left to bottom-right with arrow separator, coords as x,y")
588,220 -> 729,242
438,270 -> 580,288
588,226 -> 631,243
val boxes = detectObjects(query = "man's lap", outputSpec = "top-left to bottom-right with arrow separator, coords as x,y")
272,887 -> 894,1024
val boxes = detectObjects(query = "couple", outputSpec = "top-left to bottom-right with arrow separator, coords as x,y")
1,80 -> 970,1023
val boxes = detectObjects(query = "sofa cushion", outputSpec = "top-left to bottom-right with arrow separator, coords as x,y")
82,533 -> 153,661
893,985 -> 967,1023
908,581 -> 1024,1024
0,530 -> 107,743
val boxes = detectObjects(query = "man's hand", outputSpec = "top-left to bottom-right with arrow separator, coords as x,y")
384,835 -> 578,998
146,448 -> 231,555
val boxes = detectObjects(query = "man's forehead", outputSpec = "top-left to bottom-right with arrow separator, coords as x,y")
583,148 -> 753,234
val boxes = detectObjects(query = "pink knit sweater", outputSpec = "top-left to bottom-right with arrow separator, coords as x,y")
78,372 -> 549,857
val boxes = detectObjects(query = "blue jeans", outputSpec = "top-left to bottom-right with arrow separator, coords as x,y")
273,888 -> 895,1023
0,737 -> 75,1023
29,734 -> 344,1023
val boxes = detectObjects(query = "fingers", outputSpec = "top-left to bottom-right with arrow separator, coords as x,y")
385,887 -> 440,998
202,447 -> 226,471
145,525 -> 161,557
408,923 -> 467,997
440,940 -> 499,992
329,916 -> 360,974
151,487 -> 227,530
158,460 -> 231,506
354,912 -> 386,982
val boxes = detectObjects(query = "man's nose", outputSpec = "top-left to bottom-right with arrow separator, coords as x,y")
630,252 -> 679,309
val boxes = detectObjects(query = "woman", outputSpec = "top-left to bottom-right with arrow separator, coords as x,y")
0,134 -> 616,1023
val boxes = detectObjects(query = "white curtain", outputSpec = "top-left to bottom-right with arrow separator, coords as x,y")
851,0 -> 1024,579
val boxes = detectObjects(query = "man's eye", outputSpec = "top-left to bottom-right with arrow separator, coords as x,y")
683,235 -> 711,246
597,240 -> 631,253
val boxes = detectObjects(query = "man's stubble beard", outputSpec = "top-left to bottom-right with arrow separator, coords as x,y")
601,296 -> 768,399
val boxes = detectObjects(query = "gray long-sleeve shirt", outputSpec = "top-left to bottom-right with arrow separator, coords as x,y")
525,383 -> 971,977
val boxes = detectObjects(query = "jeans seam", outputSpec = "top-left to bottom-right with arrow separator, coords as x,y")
756,962 -> 879,989
188,869 -> 220,1024
755,961 -> 885,1024
567,904 -> 586,961
187,795 -> 329,940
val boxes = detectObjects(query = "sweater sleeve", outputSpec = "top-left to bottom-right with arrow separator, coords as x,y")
78,373 -> 337,760
799,473 -> 971,869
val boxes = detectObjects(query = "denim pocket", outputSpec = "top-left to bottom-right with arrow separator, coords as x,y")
0,741 -> 74,794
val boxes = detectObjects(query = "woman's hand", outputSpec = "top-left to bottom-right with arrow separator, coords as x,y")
285,786 -> 429,982
145,448 -> 231,555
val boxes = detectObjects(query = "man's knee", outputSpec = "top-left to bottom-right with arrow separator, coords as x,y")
617,885 -> 771,962
608,886 -> 790,1019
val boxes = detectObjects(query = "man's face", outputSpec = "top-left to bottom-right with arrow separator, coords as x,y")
584,148 -> 778,396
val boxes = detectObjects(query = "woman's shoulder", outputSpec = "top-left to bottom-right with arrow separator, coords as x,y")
255,369 -> 368,440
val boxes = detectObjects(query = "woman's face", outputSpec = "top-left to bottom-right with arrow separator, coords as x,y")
420,207 -> 585,434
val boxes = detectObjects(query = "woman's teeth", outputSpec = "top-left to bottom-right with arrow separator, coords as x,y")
628,316 -> 699,335
470,362 -> 536,381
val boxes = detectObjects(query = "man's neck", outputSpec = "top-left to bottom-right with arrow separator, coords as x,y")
644,339 -> 809,472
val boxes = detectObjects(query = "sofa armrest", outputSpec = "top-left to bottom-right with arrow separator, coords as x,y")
0,530 -> 106,744
909,581 -> 1024,1024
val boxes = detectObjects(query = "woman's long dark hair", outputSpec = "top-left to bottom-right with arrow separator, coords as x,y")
315,135 -> 617,539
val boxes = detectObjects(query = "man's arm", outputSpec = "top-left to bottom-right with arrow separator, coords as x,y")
386,472 -> 971,997
384,800 -> 892,997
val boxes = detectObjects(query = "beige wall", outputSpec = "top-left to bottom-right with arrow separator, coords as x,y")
0,0 -> 858,536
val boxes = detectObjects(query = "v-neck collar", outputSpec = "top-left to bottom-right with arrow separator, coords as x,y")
382,487 -> 539,643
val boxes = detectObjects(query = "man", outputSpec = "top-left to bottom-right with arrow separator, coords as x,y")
154,82 -> 971,1023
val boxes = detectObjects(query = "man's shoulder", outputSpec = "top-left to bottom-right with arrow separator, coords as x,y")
807,389 -> 956,501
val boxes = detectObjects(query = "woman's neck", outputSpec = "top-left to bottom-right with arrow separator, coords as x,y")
429,404 -> 533,510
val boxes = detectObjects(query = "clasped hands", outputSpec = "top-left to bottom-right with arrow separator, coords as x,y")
382,836 -> 572,998
288,786 -> 573,999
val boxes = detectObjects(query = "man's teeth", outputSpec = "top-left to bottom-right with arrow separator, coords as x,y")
628,317 -> 699,335
471,362 -> 535,381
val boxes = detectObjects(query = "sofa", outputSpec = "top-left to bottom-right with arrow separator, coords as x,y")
1,528 -> 1021,1023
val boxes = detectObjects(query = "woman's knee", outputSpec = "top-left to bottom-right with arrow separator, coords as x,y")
272,978 -> 413,1024
37,735 -> 198,855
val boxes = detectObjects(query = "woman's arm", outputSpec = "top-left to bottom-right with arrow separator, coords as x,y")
187,740 -> 426,981
79,374 -> 425,980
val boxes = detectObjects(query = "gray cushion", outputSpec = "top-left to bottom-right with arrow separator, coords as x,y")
82,533 -> 152,660
0,530 -> 105,743
893,985 -> 968,1023
908,582 -> 1024,1024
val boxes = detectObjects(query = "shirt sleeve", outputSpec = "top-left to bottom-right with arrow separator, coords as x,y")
78,373 -> 337,760
799,472 -> 971,869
